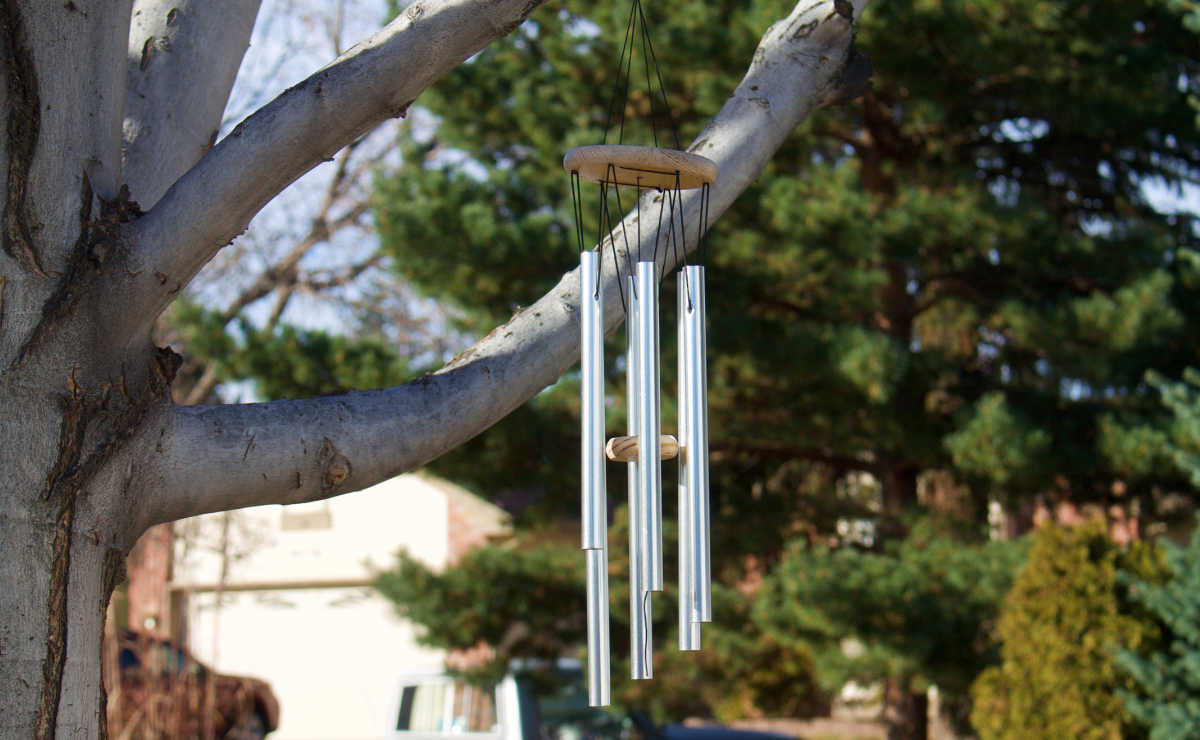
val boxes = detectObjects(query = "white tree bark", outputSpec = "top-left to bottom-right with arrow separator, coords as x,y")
123,0 -> 262,209
0,0 -> 869,736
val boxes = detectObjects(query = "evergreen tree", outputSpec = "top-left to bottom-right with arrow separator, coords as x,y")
970,520 -> 1168,740
373,515 -> 828,721
1112,369 -> 1200,738
756,521 -> 1027,736
1115,517 -> 1200,739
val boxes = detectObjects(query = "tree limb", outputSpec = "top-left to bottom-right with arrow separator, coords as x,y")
123,0 -> 261,210
142,0 -> 871,526
117,0 -> 547,339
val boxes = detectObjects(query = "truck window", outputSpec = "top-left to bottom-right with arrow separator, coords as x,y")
395,681 -> 499,735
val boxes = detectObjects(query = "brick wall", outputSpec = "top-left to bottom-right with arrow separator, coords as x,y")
125,522 -> 173,635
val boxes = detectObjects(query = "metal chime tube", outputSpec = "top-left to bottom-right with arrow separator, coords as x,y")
586,548 -> 611,705
581,251 -> 606,551
636,261 -> 664,592
682,265 -> 713,622
677,275 -> 701,651
579,251 -> 610,705
627,278 -> 652,680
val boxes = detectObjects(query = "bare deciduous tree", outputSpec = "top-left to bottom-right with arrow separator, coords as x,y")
0,0 -> 869,735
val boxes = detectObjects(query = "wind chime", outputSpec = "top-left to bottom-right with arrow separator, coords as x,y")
566,0 -> 716,707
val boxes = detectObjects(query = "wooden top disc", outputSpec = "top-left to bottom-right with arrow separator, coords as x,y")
563,145 -> 717,190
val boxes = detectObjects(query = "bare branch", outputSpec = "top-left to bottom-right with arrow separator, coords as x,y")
142,0 -> 871,525
181,363 -> 221,407
296,251 -> 379,292
169,139 -> 379,407
123,0 -> 262,209
118,0 -> 547,338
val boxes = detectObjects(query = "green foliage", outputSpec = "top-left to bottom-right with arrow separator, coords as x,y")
970,520 -> 1168,740
1113,367 -> 1200,738
170,299 -> 416,398
943,393 -> 1051,487
374,543 -> 586,683
1115,517 -> 1200,739
373,510 -> 828,721
756,523 -> 1026,728
1149,368 -> 1200,489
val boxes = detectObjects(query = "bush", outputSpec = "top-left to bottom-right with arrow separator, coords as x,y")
970,520 -> 1167,740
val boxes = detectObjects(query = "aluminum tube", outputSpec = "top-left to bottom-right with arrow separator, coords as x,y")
580,251 -> 606,551
586,547 -> 611,705
636,261 -> 664,592
683,265 -> 713,622
627,279 -> 652,680
678,275 -> 701,651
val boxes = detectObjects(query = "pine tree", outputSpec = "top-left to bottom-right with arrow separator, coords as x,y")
1111,369 -> 1200,738
373,515 -> 828,721
1115,518 -> 1200,739
756,521 -> 1027,735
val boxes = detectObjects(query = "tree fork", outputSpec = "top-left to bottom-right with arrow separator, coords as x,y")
13,179 -> 144,371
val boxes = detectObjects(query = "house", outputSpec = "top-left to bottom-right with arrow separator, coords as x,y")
124,472 -> 510,739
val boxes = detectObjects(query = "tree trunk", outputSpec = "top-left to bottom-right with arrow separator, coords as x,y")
0,491 -> 126,738
884,677 -> 929,740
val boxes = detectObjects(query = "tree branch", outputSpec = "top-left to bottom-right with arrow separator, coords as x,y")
123,0 -> 262,210
117,0 -> 547,338
141,0 -> 871,526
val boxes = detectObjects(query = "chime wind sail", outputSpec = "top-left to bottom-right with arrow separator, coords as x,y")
565,0 -> 715,707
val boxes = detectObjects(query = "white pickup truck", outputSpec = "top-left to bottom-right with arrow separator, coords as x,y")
386,667 -> 800,740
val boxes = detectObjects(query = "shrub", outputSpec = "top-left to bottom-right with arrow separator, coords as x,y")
970,520 -> 1166,740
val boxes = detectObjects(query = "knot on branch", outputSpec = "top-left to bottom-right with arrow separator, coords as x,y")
318,437 -> 352,493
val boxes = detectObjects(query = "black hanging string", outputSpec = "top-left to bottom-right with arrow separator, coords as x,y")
635,0 -> 681,152
658,186 -> 674,270
597,177 -> 630,314
602,2 -> 638,147
600,0 -> 683,155
653,189 -> 669,269
637,3 -> 658,149
609,162 -> 637,302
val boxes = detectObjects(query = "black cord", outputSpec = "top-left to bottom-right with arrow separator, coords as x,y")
610,163 -> 635,290
602,4 -> 638,146
570,171 -> 586,255
636,0 -> 681,152
599,0 -> 682,153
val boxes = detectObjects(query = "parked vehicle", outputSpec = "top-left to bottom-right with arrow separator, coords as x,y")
388,665 -> 799,740
105,629 -> 280,739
